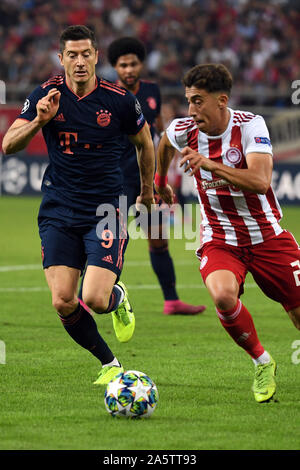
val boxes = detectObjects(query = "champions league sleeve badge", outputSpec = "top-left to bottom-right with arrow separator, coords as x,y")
21,99 -> 30,114
135,99 -> 142,116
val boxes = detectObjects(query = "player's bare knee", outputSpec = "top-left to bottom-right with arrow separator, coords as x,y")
84,294 -> 108,314
52,294 -> 76,316
213,291 -> 237,312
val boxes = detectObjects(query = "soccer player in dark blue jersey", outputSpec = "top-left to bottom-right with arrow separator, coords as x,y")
2,25 -> 155,385
107,37 -> 206,316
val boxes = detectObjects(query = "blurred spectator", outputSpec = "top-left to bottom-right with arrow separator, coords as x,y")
0,0 -> 299,106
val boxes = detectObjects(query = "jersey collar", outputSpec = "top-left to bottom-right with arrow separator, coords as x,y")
64,76 -> 98,101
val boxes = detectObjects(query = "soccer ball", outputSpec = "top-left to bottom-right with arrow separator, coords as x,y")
104,370 -> 159,418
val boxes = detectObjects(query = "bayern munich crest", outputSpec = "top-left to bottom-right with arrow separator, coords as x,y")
225,147 -> 242,165
147,96 -> 157,110
97,109 -> 112,127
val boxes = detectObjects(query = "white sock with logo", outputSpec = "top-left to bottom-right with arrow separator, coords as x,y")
252,350 -> 271,366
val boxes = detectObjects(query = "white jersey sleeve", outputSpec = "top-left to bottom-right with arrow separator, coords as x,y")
166,117 -> 196,152
241,115 -> 273,156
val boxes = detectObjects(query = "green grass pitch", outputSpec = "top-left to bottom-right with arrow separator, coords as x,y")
0,196 -> 300,450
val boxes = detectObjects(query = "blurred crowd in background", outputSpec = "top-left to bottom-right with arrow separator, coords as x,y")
1,0 -> 300,107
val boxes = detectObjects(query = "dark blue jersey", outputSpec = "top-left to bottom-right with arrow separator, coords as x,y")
18,75 -> 145,219
118,80 -> 161,185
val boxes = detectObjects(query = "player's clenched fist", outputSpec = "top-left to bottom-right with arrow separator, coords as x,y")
154,184 -> 174,206
36,88 -> 61,126
135,194 -> 155,213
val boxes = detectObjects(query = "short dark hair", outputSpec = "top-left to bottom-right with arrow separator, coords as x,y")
60,25 -> 98,53
107,37 -> 146,66
183,64 -> 233,95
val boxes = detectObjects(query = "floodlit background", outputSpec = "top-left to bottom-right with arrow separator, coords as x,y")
0,0 -> 300,201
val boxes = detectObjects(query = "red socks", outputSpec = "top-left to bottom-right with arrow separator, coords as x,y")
216,299 -> 265,359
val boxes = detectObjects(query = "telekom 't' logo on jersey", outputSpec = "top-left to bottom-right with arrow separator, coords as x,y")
59,132 -> 103,154
59,132 -> 78,154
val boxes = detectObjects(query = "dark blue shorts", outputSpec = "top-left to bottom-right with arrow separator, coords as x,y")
39,209 -> 128,278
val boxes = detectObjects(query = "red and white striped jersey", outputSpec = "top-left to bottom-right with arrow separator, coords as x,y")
166,108 -> 283,247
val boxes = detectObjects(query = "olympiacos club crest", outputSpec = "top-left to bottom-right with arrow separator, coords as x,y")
225,147 -> 242,165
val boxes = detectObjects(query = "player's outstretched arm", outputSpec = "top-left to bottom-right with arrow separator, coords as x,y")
180,146 -> 273,194
2,89 -> 61,155
129,123 -> 155,212
2,118 -> 44,155
154,132 -> 176,205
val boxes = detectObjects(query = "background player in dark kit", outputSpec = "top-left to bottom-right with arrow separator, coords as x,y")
2,25 -> 155,385
107,36 -> 206,316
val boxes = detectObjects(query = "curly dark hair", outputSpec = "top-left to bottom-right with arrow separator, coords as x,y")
107,37 -> 146,66
60,25 -> 98,53
183,64 -> 233,95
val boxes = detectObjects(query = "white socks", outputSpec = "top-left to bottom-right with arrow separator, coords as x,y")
114,283 -> 125,305
252,350 -> 271,366
103,357 -> 121,368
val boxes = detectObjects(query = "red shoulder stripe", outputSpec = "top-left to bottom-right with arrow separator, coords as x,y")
100,79 -> 125,93
233,111 -> 255,124
41,81 -> 64,90
41,75 -> 64,89
100,83 -> 126,95
175,122 -> 196,132
176,119 -> 194,125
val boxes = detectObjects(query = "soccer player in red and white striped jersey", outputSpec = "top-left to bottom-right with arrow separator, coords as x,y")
155,63 -> 300,403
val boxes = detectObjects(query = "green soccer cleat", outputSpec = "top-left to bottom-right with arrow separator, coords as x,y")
93,365 -> 124,385
112,281 -> 135,343
252,356 -> 277,403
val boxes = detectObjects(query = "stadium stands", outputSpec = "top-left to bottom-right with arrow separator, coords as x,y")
1,0 -> 300,106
